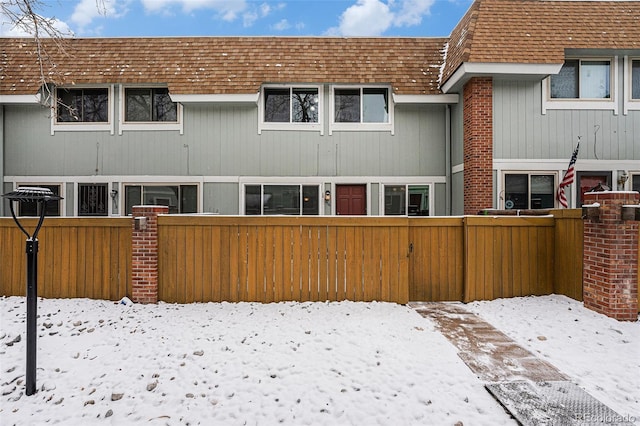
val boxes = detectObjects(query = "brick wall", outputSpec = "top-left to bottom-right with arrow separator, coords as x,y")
583,191 -> 639,321
131,205 -> 168,304
463,77 -> 494,215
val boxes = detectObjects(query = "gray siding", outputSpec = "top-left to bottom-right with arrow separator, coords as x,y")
4,103 -> 447,178
450,102 -> 464,167
493,79 -> 640,160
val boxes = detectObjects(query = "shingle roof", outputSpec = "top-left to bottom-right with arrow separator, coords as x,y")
442,0 -> 640,84
0,37 -> 448,96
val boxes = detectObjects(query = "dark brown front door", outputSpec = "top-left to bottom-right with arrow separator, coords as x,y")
578,172 -> 611,206
336,184 -> 367,215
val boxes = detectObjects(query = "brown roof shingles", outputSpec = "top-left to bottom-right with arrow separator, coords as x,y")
0,37 -> 447,96
442,0 -> 640,85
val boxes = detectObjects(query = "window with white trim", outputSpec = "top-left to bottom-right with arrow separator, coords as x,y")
78,183 -> 108,216
383,184 -> 431,216
632,174 -> 640,193
244,184 -> 320,215
16,184 -> 62,217
550,59 -> 611,99
56,87 -> 109,122
632,59 -> 640,100
124,184 -> 198,215
503,173 -> 556,210
258,85 -> 322,133
124,88 -> 177,122
330,86 -> 393,133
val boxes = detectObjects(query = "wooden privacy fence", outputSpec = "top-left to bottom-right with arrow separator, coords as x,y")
0,218 -> 131,300
1,211 -> 592,304
157,216 -> 410,304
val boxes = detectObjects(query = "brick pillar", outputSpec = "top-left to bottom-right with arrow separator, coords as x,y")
583,191 -> 639,321
463,77 -> 494,215
131,205 -> 168,304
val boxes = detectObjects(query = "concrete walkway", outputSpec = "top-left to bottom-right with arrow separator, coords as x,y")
410,302 -> 635,426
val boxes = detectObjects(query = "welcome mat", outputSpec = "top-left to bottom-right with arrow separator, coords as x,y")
485,381 -> 635,426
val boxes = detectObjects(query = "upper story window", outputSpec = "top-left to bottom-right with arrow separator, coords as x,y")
330,86 -> 393,134
550,59 -> 611,99
258,85 -> 322,134
56,88 -> 109,122
542,58 -> 617,115
119,86 -> 183,134
125,88 -> 177,122
632,59 -> 640,100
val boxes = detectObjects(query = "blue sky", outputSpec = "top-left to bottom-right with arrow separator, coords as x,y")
1,0 -> 473,38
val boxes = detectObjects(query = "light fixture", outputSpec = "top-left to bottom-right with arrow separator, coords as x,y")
324,190 -> 331,203
617,171 -> 629,187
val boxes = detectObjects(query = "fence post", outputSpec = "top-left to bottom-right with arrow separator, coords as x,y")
582,191 -> 639,321
131,205 -> 168,304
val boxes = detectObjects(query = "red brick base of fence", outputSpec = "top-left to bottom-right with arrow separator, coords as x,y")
583,191 -> 639,321
131,206 -> 168,304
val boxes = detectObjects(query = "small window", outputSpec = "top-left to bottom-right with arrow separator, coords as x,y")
384,185 -> 430,216
57,88 -> 109,122
504,174 -> 555,209
124,184 -> 198,215
632,174 -> 640,192
125,88 -> 177,122
263,87 -> 319,123
335,87 -> 389,123
78,183 -> 108,216
550,60 -> 611,99
632,59 -> 640,100
17,185 -> 61,217
244,184 -> 320,215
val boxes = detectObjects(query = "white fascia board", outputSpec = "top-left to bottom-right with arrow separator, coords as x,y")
0,94 -> 41,104
440,62 -> 563,93
169,93 -> 259,103
392,94 -> 459,104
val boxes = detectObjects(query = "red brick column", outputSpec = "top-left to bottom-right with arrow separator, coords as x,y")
583,191 -> 639,321
131,205 -> 168,304
463,77 -> 494,215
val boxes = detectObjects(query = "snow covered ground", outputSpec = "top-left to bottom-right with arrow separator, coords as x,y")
0,295 -> 638,425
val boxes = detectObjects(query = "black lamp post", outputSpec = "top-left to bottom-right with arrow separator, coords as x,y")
2,187 -> 62,396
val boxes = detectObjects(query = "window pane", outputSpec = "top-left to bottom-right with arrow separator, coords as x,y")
125,186 -> 141,215
632,175 -> 640,193
180,185 -> 198,213
530,175 -> 555,209
504,174 -> 528,209
153,88 -> 177,122
264,185 -> 300,215
632,60 -> 640,100
78,183 -> 108,216
384,185 -> 406,215
550,60 -> 579,99
363,88 -> 388,123
245,185 -> 262,215
408,185 -> 429,216
580,61 -> 610,99
264,89 -> 290,122
57,89 -> 83,122
143,186 -> 179,214
125,88 -> 152,121
82,89 -> 109,122
292,88 -> 318,123
334,89 -> 360,122
17,185 -> 61,217
302,186 -> 319,215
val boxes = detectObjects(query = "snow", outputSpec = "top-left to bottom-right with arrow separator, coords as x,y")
1,295 -> 638,425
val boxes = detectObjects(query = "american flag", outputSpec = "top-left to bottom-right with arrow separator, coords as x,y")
557,139 -> 580,208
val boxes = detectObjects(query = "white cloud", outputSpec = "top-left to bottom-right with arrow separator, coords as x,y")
0,6 -> 73,37
70,0 -> 129,34
271,18 -> 290,31
140,0 -> 247,21
328,0 -> 435,36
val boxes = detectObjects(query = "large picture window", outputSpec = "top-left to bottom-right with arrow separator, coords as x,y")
504,174 -> 555,209
550,59 -> 611,99
124,184 -> 198,215
56,88 -> 109,122
125,88 -> 177,122
244,184 -> 319,215
383,185 -> 430,216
